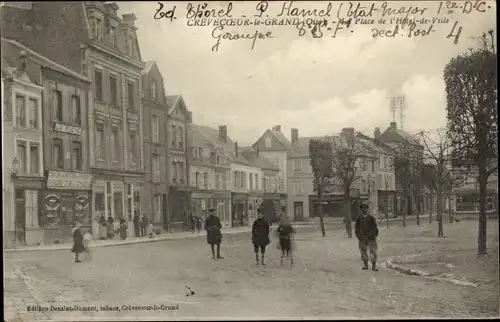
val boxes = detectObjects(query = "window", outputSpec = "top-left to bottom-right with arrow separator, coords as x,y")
222,173 -> 227,190
128,36 -> 135,56
362,159 -> 368,172
96,123 -> 105,160
154,195 -> 161,223
90,17 -> 98,38
96,17 -> 103,40
110,75 -> 118,106
28,98 -> 37,129
195,172 -> 200,187
241,172 -> 246,189
177,127 -> 184,149
109,25 -> 116,47
16,95 -> 25,127
249,174 -> 254,190
52,139 -> 63,169
94,70 -> 103,100
279,178 -> 285,192
152,115 -> 159,143
204,173 -> 208,189
151,81 -> 157,101
72,141 -> 82,170
179,163 -> 185,184
71,96 -> 81,125
171,125 -> 177,147
127,82 -> 135,110
293,159 -> 302,171
233,171 -> 238,188
172,161 -> 178,182
29,144 -> 39,174
129,132 -> 136,164
265,137 -> 271,148
216,154 -> 220,165
255,174 -> 259,190
111,128 -> 119,162
17,141 -> 27,174
152,155 -> 160,181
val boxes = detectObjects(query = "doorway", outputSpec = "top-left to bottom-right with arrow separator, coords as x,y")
294,201 -> 304,222
15,189 -> 26,244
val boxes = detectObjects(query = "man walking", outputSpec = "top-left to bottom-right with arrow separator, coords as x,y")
204,208 -> 223,260
251,209 -> 270,265
133,211 -> 140,237
355,203 -> 379,271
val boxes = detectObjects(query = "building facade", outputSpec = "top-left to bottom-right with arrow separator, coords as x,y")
141,61 -> 168,231
188,124 -> 231,228
1,55 -> 44,248
252,125 -> 290,214
166,95 -> 192,231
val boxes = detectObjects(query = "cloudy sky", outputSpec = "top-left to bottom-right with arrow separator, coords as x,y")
120,1 -> 496,145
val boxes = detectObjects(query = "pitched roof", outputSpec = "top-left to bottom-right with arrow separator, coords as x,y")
382,126 -> 421,146
191,124 -> 253,166
142,61 -> 155,75
271,130 -> 291,149
289,136 -> 329,158
240,147 -> 279,171
356,132 -> 395,155
166,94 -> 180,111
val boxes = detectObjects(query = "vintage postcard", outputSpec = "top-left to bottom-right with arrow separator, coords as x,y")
2,0 -> 498,321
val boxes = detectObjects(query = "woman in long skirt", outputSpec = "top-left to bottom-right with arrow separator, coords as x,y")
71,222 -> 85,263
106,216 -> 115,239
119,218 -> 128,240
99,215 -> 107,240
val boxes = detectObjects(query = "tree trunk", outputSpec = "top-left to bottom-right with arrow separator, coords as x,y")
477,166 -> 488,255
448,195 -> 454,223
344,194 -> 353,238
318,186 -> 326,237
437,189 -> 444,237
402,193 -> 407,227
416,194 -> 420,226
429,194 -> 433,223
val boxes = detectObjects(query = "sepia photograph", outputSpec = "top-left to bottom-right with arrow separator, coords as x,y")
1,0 -> 498,320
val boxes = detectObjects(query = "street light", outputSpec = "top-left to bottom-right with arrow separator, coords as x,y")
11,157 -> 20,179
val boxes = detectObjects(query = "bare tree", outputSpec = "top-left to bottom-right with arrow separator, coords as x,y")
419,129 -> 469,237
421,163 -> 438,223
329,135 -> 375,238
309,138 -> 334,237
444,29 -> 497,254
391,134 -> 424,227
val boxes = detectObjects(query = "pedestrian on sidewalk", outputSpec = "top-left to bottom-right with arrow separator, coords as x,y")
355,203 -> 379,271
190,213 -> 196,233
147,219 -> 154,238
252,209 -> 270,265
205,208 -> 223,260
83,229 -> 92,261
106,216 -> 115,239
99,215 -> 107,240
71,222 -> 85,263
140,214 -> 147,237
119,218 -> 128,240
277,216 -> 295,265
133,211 -> 140,237
195,216 -> 202,233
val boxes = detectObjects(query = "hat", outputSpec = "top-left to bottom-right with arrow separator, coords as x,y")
208,208 -> 216,213
360,203 -> 369,209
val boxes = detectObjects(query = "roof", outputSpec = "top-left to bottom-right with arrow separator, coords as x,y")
1,37 -> 91,83
191,124 -> 253,167
289,136 -> 329,158
142,61 -> 155,75
240,147 -> 279,171
382,126 -> 422,146
271,130 -> 292,149
356,132 -> 395,155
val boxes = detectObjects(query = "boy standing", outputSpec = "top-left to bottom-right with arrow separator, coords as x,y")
251,209 -> 270,265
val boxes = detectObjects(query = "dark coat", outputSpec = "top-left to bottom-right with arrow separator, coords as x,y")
204,215 -> 222,244
252,218 -> 270,246
355,214 -> 379,241
277,224 -> 295,240
71,228 -> 85,253
140,216 -> 148,228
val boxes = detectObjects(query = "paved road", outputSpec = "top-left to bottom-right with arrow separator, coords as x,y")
4,220 -> 499,320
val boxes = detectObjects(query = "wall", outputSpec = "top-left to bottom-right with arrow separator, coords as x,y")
259,150 -> 288,193
230,163 -> 261,193
287,156 -> 314,219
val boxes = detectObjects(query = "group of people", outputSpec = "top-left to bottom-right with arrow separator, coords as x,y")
133,212 -> 155,238
190,214 -> 203,233
98,215 -> 128,240
203,207 -> 296,265
71,203 -> 380,270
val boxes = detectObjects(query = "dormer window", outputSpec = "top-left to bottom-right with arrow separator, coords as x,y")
151,81 -> 157,101
128,36 -> 135,57
89,16 -> 104,41
109,25 -> 116,47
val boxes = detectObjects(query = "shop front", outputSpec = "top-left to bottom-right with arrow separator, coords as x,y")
168,187 -> 192,232
231,192 -> 249,227
92,175 -> 143,239
453,187 -> 497,214
191,191 -> 231,227
377,190 -> 397,218
30,171 -> 92,246
309,194 -> 362,221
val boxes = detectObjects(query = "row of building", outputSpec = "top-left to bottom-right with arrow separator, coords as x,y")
2,2 -> 496,248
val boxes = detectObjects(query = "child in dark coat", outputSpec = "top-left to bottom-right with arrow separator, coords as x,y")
71,222 -> 85,263
277,216 -> 295,265
252,209 -> 270,265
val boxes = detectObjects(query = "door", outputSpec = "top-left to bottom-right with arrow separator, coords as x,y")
294,201 -> 304,222
162,194 -> 168,230
15,189 -> 26,244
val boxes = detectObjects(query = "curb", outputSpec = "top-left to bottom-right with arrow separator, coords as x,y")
384,257 -> 478,288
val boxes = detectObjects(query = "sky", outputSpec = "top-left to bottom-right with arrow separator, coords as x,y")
120,1 -> 496,146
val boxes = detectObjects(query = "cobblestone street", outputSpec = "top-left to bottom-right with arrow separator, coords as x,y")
4,220 -> 499,320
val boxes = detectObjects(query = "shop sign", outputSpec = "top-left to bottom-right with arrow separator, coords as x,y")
46,171 -> 92,190
54,122 -> 82,135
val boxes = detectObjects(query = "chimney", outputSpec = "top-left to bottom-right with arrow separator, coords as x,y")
234,141 -> 239,157
291,128 -> 299,144
341,127 -> 355,146
218,125 -> 227,143
390,122 -> 397,129
374,127 -> 381,140
272,125 -> 281,132
122,13 -> 137,27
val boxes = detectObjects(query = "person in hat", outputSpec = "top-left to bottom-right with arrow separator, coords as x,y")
204,208 -> 223,259
71,222 -> 85,263
251,208 -> 270,265
355,203 -> 379,271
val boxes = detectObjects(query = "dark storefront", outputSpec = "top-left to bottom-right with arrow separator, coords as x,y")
309,194 -> 362,222
260,193 -> 281,224
168,187 -> 192,232
232,192 -> 249,227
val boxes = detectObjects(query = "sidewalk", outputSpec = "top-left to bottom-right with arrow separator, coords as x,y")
4,214 -> 431,253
